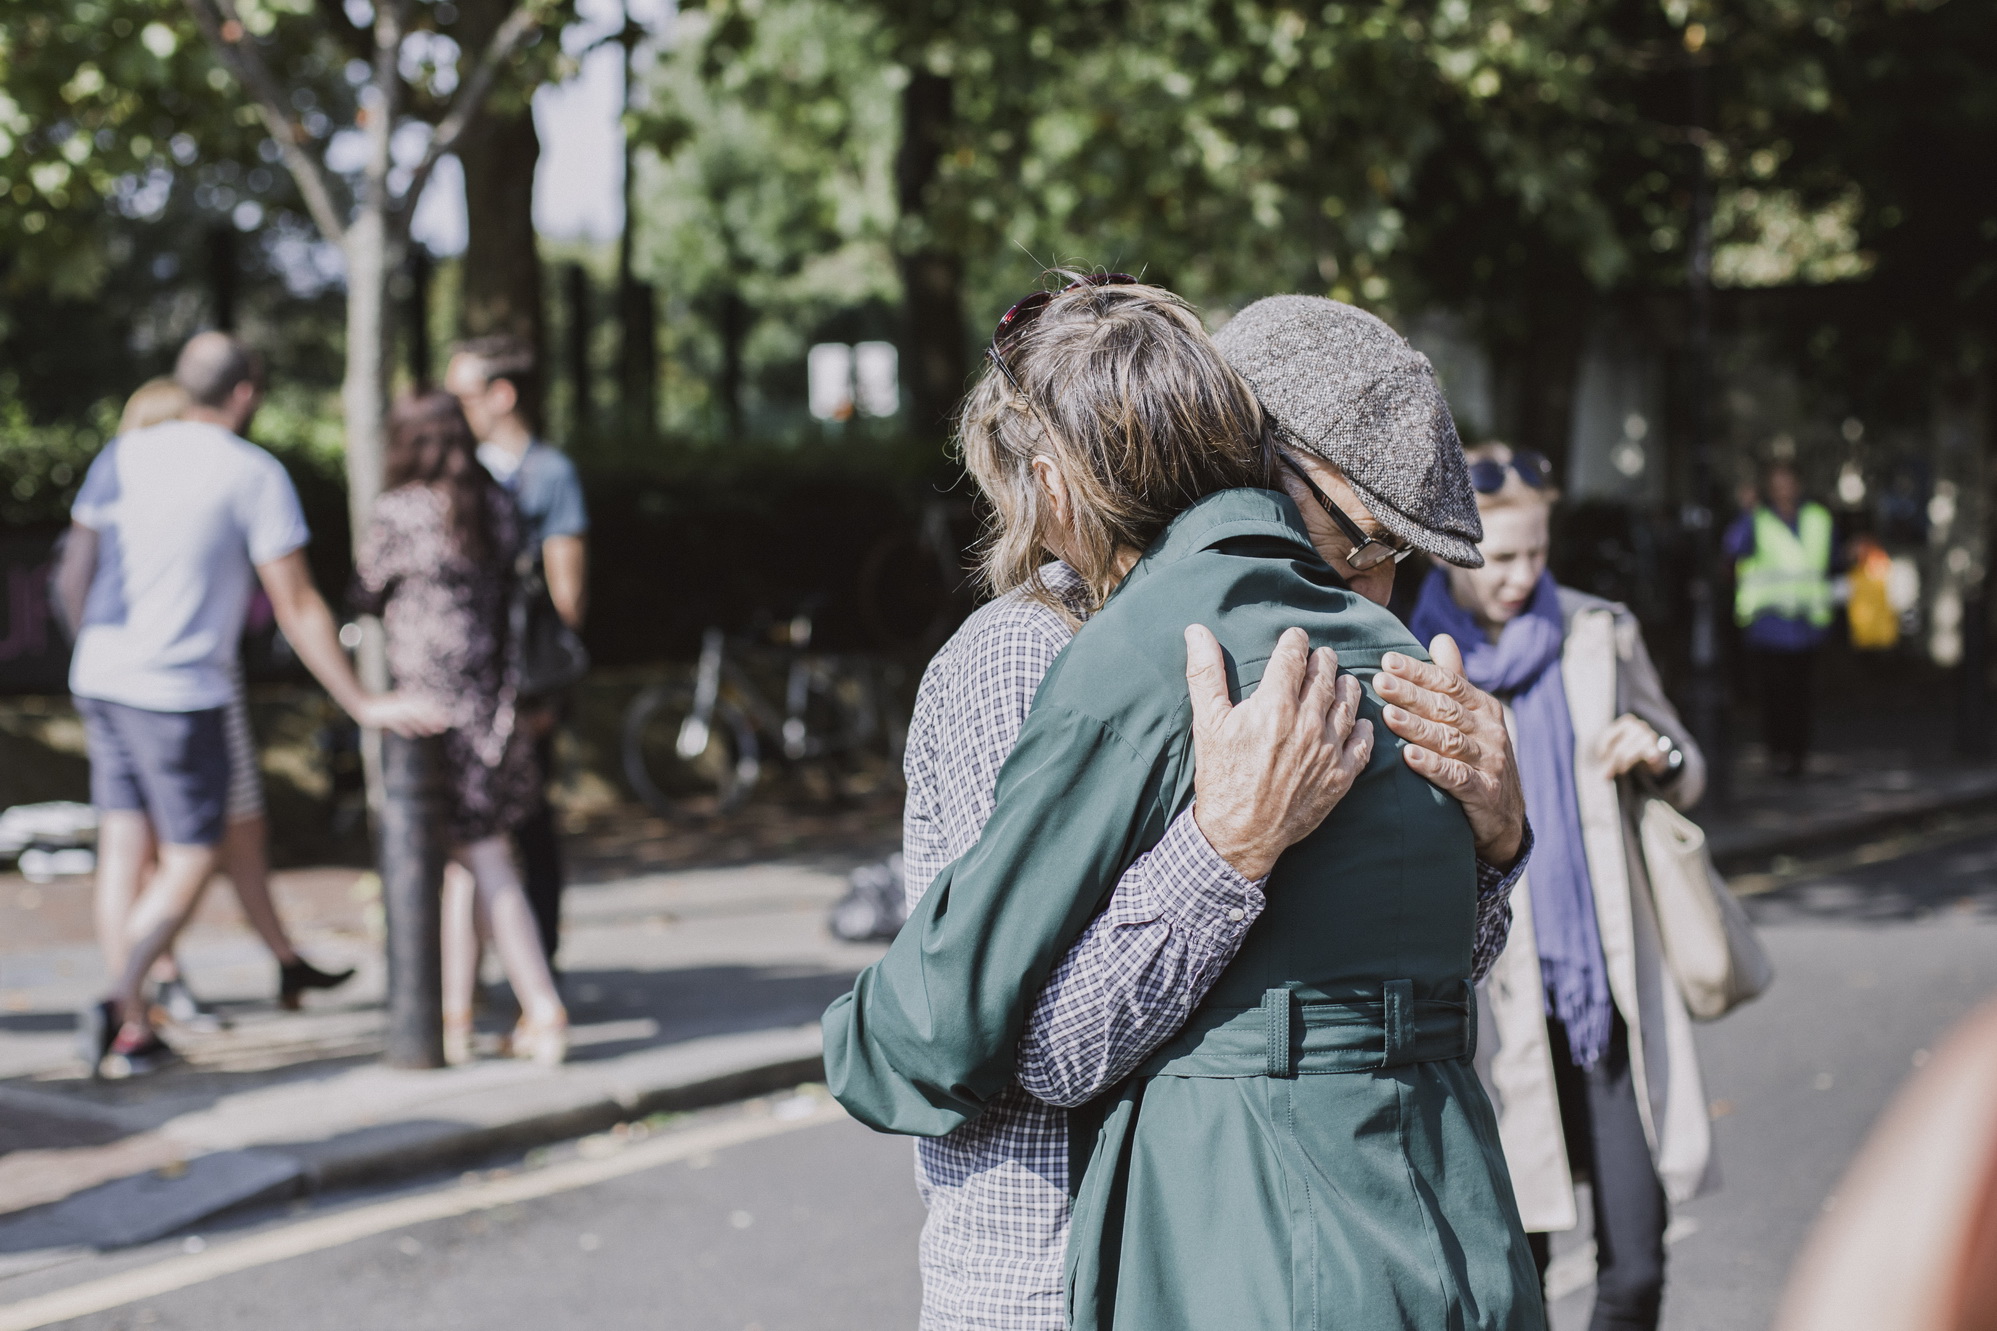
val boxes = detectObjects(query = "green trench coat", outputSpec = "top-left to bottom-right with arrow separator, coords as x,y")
823,489 -> 1543,1331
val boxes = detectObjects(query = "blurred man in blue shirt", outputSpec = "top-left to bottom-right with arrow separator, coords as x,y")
448,337 -> 588,968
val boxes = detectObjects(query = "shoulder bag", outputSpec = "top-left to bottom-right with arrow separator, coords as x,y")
509,550 -> 590,700
1638,797 -> 1774,1020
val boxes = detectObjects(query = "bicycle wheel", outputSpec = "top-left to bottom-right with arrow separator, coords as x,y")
621,683 -> 761,817
786,657 -> 907,800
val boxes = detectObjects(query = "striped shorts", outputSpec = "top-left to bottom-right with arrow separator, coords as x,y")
223,670 -> 263,823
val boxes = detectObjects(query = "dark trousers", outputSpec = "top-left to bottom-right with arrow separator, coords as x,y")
1528,1013 -> 1668,1331
514,730 -> 566,969
1749,646 -> 1817,774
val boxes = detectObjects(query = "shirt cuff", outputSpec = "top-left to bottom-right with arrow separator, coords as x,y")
1138,805 -> 1268,936
1475,821 -> 1533,899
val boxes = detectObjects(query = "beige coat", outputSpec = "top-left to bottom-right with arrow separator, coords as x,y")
1477,588 -> 1719,1232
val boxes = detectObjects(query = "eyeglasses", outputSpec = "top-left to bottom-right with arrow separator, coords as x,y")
986,273 -> 1140,398
1277,451 -> 1415,572
1468,450 -> 1553,495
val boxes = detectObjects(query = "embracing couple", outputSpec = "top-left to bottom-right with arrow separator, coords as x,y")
825,279 -> 1546,1331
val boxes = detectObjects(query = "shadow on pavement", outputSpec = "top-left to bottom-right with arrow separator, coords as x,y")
0,1013 -> 80,1035
0,962 -> 862,1157
1746,834 -> 1997,924
556,963 -> 859,1061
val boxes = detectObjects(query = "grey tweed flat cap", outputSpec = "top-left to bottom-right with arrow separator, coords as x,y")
1215,295 -> 1484,568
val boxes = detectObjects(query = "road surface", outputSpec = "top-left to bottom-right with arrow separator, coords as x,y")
3,825 -> 1993,1331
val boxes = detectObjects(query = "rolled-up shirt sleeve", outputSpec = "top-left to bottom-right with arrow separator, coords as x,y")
821,703 -> 1177,1137
1015,806 -> 1266,1108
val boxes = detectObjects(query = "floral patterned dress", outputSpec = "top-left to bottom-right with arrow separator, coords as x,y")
353,483 -> 539,845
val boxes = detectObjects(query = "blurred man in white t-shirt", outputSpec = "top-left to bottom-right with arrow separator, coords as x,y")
56,332 -> 442,1077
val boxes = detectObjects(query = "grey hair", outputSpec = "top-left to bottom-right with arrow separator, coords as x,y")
957,277 -> 1273,623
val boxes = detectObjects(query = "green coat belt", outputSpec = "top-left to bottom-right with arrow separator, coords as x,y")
823,488 -> 1544,1331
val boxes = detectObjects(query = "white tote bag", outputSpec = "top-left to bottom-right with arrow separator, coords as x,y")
1638,798 -> 1775,1020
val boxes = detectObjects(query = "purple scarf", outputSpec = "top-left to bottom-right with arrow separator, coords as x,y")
1409,568 -> 1612,1068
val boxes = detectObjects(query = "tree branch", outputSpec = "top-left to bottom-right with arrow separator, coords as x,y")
184,0 -> 350,247
395,0 -> 547,229
358,0 -> 410,219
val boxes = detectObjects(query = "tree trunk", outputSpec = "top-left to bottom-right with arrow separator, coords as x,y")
563,262 -> 593,442
1933,369 -> 1991,754
341,206 -> 397,694
406,244 -> 433,388
896,71 -> 967,446
619,276 -> 657,441
457,100 -> 544,420
1494,278 -> 1588,480
208,225 -> 238,331
615,25 -> 655,442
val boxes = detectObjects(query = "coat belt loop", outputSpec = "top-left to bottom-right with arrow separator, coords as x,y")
1383,979 -> 1414,1067
1262,987 -> 1296,1078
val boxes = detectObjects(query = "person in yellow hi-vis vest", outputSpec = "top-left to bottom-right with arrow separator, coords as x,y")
1725,461 -> 1837,777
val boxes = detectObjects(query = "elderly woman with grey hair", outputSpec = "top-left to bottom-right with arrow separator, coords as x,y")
828,287 -> 1543,1331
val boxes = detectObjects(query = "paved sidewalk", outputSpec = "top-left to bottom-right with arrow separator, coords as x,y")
0,858 -> 887,1261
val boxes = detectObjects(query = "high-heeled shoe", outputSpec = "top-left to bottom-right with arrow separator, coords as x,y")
509,1014 -> 569,1067
279,959 -> 356,1012
444,1011 -> 475,1066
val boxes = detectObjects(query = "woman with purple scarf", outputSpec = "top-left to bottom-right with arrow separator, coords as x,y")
1409,443 -> 1715,1331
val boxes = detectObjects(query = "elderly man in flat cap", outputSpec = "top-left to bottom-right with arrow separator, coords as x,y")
828,291 -> 1536,1330
1214,295 -> 1519,831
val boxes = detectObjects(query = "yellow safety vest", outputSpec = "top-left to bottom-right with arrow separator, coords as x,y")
1735,503 -> 1834,628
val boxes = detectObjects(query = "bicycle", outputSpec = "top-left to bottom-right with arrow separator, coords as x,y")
621,610 -> 907,817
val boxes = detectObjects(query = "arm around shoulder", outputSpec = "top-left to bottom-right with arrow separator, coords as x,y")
822,705 -> 1169,1136
1013,805 -> 1267,1108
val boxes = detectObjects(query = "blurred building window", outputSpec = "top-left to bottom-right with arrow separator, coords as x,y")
854,341 -> 900,418
810,341 -> 900,422
808,342 -> 855,421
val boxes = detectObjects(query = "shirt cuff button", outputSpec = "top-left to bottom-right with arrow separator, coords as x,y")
1226,907 -> 1246,923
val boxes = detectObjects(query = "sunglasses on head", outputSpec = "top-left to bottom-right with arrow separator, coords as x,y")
986,273 -> 1141,398
1468,450 -> 1553,495
1277,451 -> 1415,573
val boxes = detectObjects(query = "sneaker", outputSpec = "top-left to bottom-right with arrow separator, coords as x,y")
155,978 -> 228,1034
75,999 -> 117,1074
100,1027 -> 178,1080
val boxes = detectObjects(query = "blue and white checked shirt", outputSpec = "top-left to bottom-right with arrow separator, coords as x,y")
901,562 -> 1526,1331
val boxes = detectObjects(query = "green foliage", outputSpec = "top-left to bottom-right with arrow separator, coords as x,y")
633,0 -> 903,434
3,0 -> 1992,471
623,0 -> 1990,459
0,0 -> 336,295
0,0 -> 587,429
0,390 -> 111,526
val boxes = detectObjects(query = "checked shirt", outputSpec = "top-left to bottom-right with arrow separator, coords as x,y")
901,562 -> 1528,1331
